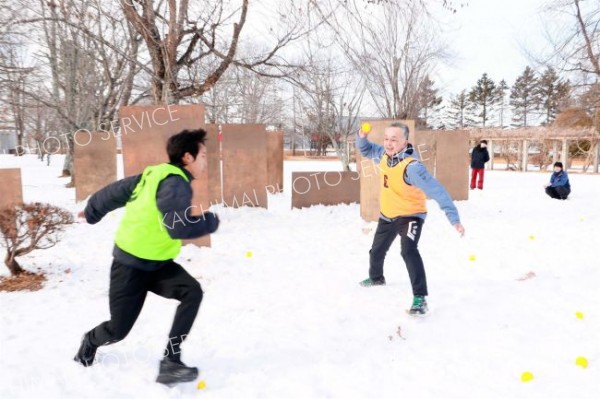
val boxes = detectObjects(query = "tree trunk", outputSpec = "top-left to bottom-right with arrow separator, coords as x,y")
5,254 -> 24,276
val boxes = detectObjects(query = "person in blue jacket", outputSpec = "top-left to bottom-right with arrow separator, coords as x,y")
544,161 -> 571,200
74,129 -> 219,385
356,122 -> 465,315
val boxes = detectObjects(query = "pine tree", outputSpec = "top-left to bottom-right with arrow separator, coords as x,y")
495,79 -> 509,128
536,67 -> 571,125
510,66 -> 538,127
469,73 -> 498,127
445,90 -> 474,129
417,76 -> 443,129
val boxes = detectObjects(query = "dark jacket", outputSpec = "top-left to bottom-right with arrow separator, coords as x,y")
84,164 -> 219,270
550,170 -> 570,190
471,145 -> 490,169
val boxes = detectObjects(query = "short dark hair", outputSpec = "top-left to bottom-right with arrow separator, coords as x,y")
389,122 -> 410,139
554,161 -> 563,169
480,140 -> 488,145
167,129 -> 207,165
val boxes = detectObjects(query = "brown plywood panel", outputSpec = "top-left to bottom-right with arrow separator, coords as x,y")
0,169 -> 23,210
291,172 -> 360,209
120,104 -> 210,247
205,124 -> 223,205
267,131 -> 284,193
435,131 -> 470,201
358,119 -> 416,222
221,124 -> 268,208
120,104 -> 205,177
74,132 -> 117,202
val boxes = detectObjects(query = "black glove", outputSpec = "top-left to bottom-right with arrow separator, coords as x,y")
202,212 -> 220,234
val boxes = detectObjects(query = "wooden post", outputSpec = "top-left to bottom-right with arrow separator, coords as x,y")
522,139 -> 528,172
561,139 -> 568,167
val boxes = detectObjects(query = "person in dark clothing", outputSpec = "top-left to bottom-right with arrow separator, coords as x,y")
470,140 -> 490,190
74,129 -> 219,385
544,161 -> 571,200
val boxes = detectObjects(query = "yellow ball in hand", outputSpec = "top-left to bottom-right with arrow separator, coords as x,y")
520,371 -> 534,382
361,122 -> 372,134
197,380 -> 207,390
575,357 -> 588,369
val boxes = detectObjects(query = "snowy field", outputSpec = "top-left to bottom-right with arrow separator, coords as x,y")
1,154 -> 599,399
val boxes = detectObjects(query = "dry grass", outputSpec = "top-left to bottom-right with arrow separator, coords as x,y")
0,271 -> 46,292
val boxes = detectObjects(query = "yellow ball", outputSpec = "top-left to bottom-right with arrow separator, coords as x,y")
246,251 -> 253,258
528,235 -> 535,240
575,311 -> 584,320
361,122 -> 372,134
520,371 -> 534,382
575,357 -> 588,369
197,380 -> 207,390
468,255 -> 476,261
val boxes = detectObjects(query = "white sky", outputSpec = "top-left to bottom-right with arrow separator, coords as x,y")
435,0 -> 552,96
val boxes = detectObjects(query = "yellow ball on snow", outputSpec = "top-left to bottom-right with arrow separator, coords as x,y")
246,251 -> 253,258
197,380 -> 207,389
575,357 -> 589,369
520,371 -> 534,382
575,311 -> 584,320
468,255 -> 476,261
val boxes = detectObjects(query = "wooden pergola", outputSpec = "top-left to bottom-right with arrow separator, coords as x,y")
467,127 -> 599,173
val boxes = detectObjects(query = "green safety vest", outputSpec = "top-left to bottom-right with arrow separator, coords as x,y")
115,163 -> 189,261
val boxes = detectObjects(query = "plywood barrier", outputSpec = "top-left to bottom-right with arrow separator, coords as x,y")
74,132 -> 117,202
267,131 -> 284,193
435,130 -> 470,201
291,171 -> 360,209
221,124 -> 268,208
0,168 -> 23,210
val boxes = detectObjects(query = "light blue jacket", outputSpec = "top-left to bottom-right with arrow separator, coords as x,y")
356,133 -> 461,225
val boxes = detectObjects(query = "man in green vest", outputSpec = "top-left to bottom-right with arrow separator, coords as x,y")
74,129 -> 219,385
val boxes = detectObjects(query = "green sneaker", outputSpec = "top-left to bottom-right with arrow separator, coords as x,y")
359,277 -> 386,287
408,295 -> 428,315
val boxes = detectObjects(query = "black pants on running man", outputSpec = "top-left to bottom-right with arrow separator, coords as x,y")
87,260 -> 203,361
369,216 -> 427,296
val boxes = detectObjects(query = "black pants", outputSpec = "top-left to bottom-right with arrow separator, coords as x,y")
369,216 -> 427,296
88,260 -> 203,361
545,186 -> 570,200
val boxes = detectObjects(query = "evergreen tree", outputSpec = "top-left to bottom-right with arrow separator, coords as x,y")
495,79 -> 509,128
536,67 -> 571,125
417,76 -> 443,129
445,90 -> 474,129
510,66 -> 538,127
469,73 -> 498,127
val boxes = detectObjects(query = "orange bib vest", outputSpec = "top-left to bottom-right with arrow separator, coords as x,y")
379,156 -> 427,218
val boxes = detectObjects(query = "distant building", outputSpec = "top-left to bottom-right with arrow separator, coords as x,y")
0,125 -> 17,154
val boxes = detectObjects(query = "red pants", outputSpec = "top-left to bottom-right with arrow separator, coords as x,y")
470,168 -> 484,189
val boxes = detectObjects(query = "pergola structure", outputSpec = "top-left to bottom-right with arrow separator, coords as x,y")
468,127 -> 599,173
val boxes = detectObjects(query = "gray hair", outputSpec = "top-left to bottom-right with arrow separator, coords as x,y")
389,122 -> 409,139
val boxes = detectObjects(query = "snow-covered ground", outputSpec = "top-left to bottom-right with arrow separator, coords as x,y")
1,154 -> 599,399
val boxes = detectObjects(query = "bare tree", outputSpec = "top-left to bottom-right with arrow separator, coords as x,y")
120,0 -> 310,104
312,0 -> 450,120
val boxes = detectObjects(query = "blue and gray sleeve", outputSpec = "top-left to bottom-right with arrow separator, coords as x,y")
356,132 -> 385,162
405,162 -> 461,225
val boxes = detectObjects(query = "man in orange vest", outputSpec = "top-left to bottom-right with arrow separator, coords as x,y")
357,122 -> 465,314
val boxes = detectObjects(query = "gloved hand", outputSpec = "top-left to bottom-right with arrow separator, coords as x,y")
202,212 -> 220,234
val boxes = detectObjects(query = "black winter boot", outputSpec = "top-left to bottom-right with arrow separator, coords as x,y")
74,332 -> 98,367
156,358 -> 199,385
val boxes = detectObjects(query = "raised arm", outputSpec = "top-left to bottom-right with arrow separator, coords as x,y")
356,131 -> 385,162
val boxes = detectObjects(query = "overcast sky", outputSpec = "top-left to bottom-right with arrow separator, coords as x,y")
435,0 -> 552,96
